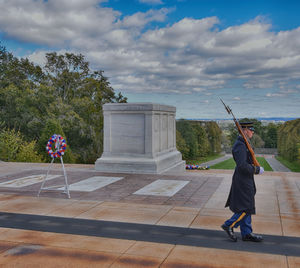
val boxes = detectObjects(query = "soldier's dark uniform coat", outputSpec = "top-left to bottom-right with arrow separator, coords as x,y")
225,136 -> 260,214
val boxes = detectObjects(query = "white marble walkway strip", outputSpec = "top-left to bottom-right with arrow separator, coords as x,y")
0,174 -> 60,188
134,179 -> 189,196
58,176 -> 124,192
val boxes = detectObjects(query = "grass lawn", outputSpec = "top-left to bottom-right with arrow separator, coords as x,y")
210,157 -> 236,169
276,156 -> 300,172
186,154 -> 224,165
210,156 -> 273,171
257,157 -> 273,171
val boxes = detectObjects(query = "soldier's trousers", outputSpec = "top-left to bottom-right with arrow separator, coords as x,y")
224,212 -> 252,237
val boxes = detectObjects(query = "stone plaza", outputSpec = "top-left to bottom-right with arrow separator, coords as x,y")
0,161 -> 299,267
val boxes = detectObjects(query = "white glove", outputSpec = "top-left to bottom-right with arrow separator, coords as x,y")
259,167 -> 264,174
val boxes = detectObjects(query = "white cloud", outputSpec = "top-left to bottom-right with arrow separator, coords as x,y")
266,92 -> 285,97
141,17 -> 219,49
243,81 -> 274,89
139,0 -> 164,4
26,49 -> 69,67
0,0 -> 119,46
119,8 -> 170,29
280,89 -> 298,94
1,0 -> 300,103
26,50 -> 48,67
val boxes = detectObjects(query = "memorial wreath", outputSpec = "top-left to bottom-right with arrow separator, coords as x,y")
46,134 -> 67,159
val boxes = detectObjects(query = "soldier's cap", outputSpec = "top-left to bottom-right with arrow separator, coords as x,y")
240,122 -> 255,131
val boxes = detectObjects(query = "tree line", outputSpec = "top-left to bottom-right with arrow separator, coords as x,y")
0,44 -> 126,163
277,118 -> 300,165
176,120 -> 222,160
175,118 -> 298,165
225,118 -> 281,150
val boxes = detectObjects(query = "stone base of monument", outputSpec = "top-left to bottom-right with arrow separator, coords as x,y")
95,103 -> 185,174
95,150 -> 185,174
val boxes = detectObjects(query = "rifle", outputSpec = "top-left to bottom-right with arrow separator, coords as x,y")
220,98 -> 260,167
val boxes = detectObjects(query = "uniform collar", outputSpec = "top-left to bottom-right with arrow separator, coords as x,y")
238,135 -> 247,143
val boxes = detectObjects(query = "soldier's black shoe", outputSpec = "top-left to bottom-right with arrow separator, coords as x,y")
242,233 -> 263,242
221,224 -> 237,242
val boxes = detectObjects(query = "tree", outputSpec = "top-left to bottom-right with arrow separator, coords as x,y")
205,121 -> 222,154
0,44 -> 45,89
251,134 -> 265,148
0,44 -> 51,140
0,45 -> 128,163
44,52 -> 127,104
44,52 -> 89,101
42,52 -> 127,163
176,130 -> 189,159
191,122 -> 210,157
0,83 -> 57,141
176,120 -> 198,159
263,123 -> 280,148
278,119 -> 300,162
176,120 -> 222,160
228,123 -> 238,146
298,142 -> 300,165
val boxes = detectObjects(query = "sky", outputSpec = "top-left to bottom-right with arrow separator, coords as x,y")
0,0 -> 300,119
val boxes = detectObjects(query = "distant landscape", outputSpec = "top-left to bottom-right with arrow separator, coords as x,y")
185,117 -> 298,122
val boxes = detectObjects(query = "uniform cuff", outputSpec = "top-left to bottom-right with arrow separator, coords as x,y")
254,166 -> 260,174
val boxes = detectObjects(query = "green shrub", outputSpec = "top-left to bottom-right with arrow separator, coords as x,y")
15,140 -> 43,162
0,128 -> 42,162
0,128 -> 22,161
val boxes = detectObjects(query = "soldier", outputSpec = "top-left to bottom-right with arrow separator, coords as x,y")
221,122 -> 264,242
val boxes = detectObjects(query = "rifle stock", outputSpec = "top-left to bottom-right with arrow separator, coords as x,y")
220,99 -> 260,167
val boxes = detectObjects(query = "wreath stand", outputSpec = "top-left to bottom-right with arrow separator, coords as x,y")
37,134 -> 71,198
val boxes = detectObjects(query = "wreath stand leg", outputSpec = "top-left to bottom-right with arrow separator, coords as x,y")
60,156 -> 70,198
37,156 -> 71,199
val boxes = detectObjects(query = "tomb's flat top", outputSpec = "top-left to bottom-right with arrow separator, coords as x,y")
103,102 -> 176,112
